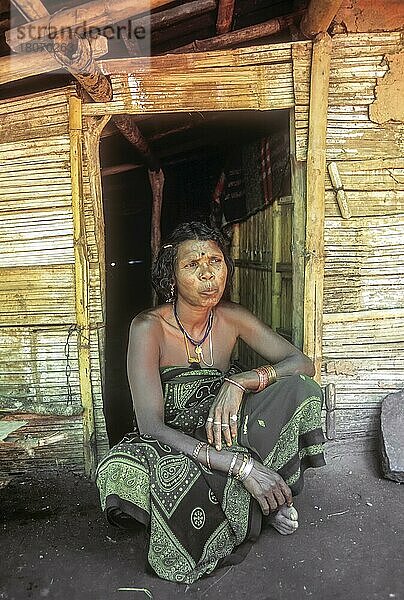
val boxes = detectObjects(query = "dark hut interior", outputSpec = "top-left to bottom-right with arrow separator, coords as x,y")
100,107 -> 291,444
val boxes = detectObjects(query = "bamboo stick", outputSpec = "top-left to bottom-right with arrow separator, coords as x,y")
323,308 -> 404,324
271,200 -> 282,331
303,32 -> 332,382
69,95 -> 97,479
171,12 -> 303,54
327,161 -> 352,219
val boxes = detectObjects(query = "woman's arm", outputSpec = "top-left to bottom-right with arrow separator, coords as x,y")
127,312 -> 292,512
226,302 -> 315,388
127,314 -> 247,474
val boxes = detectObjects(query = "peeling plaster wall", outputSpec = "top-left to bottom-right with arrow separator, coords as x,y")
370,51 -> 404,123
334,0 -> 404,33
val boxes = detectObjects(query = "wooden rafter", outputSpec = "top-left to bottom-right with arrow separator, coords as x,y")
6,0 -> 175,52
10,0 -> 48,20
216,0 -> 235,35
53,31 -> 113,102
0,35 -> 108,85
300,0 -> 344,37
171,11 -> 303,54
113,114 -> 161,172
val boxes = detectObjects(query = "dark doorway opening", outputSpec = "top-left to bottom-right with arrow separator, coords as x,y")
100,109 -> 290,446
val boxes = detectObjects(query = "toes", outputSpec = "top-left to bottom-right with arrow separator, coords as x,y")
269,512 -> 299,535
279,504 -> 298,521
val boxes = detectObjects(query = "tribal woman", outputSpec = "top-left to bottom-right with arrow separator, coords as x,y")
96,221 -> 325,584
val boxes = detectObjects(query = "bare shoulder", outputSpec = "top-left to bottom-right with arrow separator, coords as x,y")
218,300 -> 254,322
129,306 -> 164,338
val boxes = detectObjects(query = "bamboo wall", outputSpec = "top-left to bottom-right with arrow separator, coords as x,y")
236,197 -> 294,368
294,31 -> 404,440
0,86 -> 107,476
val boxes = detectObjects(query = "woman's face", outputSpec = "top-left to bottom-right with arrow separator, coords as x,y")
174,239 -> 228,308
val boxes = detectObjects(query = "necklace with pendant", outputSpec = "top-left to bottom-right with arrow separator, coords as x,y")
174,302 -> 214,367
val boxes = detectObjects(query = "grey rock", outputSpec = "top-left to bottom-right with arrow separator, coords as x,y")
380,390 -> 404,483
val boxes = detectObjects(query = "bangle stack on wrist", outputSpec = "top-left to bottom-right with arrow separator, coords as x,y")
253,364 -> 277,392
234,455 -> 254,482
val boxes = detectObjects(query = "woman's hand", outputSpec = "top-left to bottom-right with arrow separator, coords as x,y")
242,461 -> 292,515
205,380 -> 244,450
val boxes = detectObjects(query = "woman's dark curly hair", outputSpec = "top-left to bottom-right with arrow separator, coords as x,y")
152,221 -> 234,302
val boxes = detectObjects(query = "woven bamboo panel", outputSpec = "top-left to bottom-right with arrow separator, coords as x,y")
294,32 -> 403,162
82,43 -> 296,116
322,314 -> 404,425
0,326 -> 81,412
0,86 -> 91,474
0,265 -> 75,326
324,215 -> 404,312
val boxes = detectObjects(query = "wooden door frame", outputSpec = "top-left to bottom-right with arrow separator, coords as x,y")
79,39 -> 331,383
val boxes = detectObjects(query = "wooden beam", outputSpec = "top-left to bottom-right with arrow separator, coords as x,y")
171,11 -> 303,53
300,0 -> 343,37
69,95 -> 97,479
129,0 -> 216,32
6,0 -> 175,52
113,114 -> 160,172
303,32 -> 332,382
0,35 -> 108,85
290,111 -> 306,350
216,0 -> 235,35
149,168 -> 165,263
53,30 -> 112,102
10,0 -> 48,20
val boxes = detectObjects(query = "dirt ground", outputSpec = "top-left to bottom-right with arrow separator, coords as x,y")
1,443 -> 403,600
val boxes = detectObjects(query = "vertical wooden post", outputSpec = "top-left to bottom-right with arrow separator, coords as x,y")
230,222 -> 240,304
271,200 -> 282,331
303,32 -> 332,382
230,222 -> 240,360
69,95 -> 97,478
83,114 -> 111,398
290,111 -> 307,349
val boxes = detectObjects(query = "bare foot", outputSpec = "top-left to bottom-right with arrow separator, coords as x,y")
267,504 -> 299,535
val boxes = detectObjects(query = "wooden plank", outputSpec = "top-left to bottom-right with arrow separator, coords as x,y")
69,95 -> 97,479
303,32 -> 332,381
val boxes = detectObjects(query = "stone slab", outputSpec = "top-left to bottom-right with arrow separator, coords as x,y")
380,389 -> 404,483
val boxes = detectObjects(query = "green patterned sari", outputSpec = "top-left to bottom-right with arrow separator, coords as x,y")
96,366 -> 325,584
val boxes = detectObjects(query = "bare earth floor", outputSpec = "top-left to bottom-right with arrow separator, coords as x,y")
1,444 -> 403,600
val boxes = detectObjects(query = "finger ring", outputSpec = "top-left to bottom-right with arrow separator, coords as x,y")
206,417 -> 214,422
214,421 -> 221,425
230,414 -> 238,422
221,424 -> 230,429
